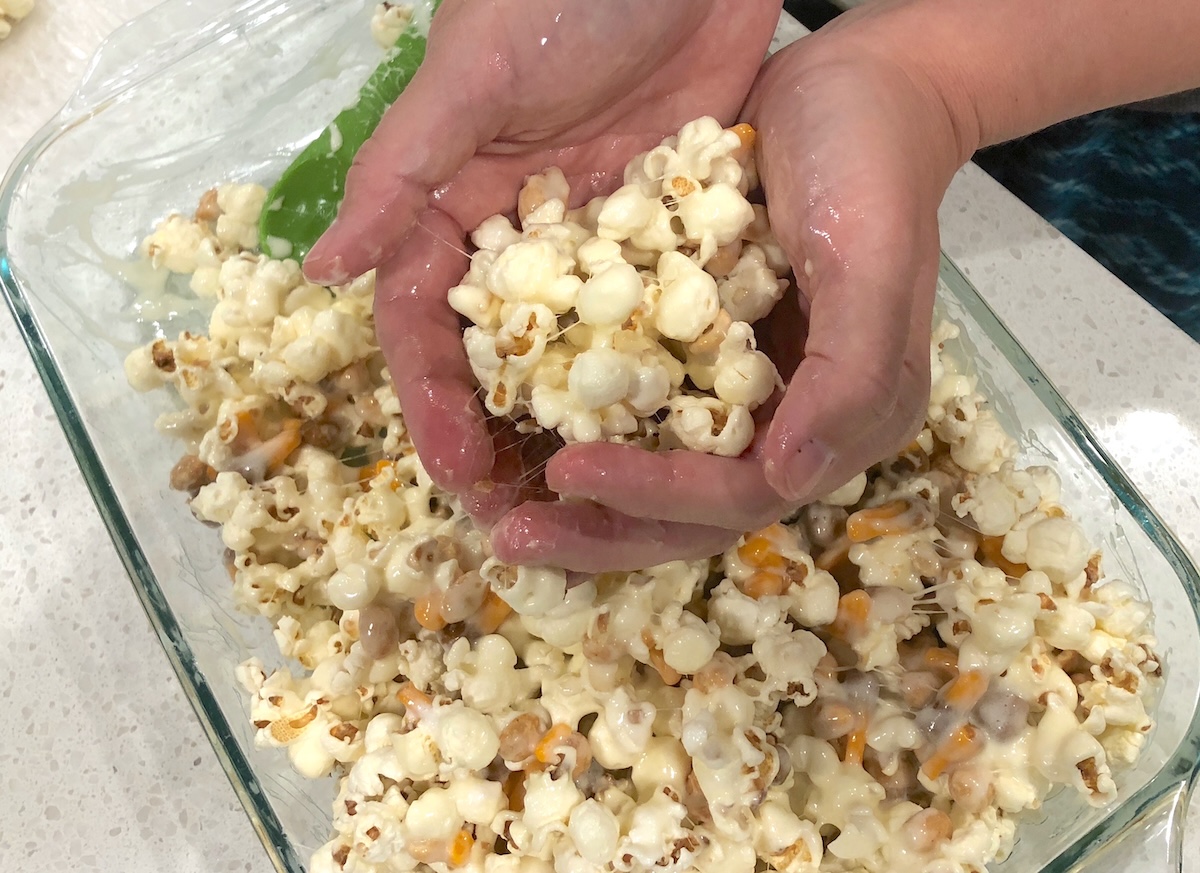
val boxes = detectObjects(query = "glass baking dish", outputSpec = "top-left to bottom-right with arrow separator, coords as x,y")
1,1 -> 1198,871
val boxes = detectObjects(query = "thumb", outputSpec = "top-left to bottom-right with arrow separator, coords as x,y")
761,220 -> 938,503
304,13 -> 508,284
757,168 -> 939,502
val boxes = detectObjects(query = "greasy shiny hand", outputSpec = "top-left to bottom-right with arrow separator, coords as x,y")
498,16 -> 973,570
304,0 -> 782,568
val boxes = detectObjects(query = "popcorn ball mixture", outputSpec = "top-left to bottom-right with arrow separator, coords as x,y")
452,118 -> 788,457
127,130 -> 1162,873
0,0 -> 34,40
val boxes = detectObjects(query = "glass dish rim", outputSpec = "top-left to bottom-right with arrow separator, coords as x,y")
0,15 -> 307,859
0,212 -> 309,873
3,9 -> 1200,872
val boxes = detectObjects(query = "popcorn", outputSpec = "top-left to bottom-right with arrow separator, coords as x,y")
1032,694 -> 1117,805
718,243 -> 788,323
951,464 -> 1043,536
482,560 -> 568,617
674,181 -> 756,251
567,799 -> 621,866
443,635 -> 538,713
598,184 -> 680,253
370,2 -> 414,48
660,621 -> 719,676
132,112 -> 1162,873
457,118 -> 784,456
568,348 -> 633,410
1024,516 -> 1092,585
140,215 -> 215,274
575,261 -> 644,327
434,703 -> 501,772
588,687 -> 656,770
654,251 -> 721,342
489,240 -> 578,309
822,472 -> 868,508
663,395 -> 755,457
215,183 -> 269,250
0,0 -> 32,39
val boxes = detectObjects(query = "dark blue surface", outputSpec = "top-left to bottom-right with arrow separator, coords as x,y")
975,109 -> 1200,342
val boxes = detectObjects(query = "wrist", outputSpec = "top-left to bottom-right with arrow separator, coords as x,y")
815,0 -> 1200,151
803,2 -> 986,162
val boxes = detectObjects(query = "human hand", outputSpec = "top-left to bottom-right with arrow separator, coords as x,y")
304,0 -> 782,506
494,11 -> 977,570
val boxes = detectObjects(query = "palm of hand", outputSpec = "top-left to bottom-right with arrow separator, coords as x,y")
308,0 -> 781,279
431,0 -> 780,232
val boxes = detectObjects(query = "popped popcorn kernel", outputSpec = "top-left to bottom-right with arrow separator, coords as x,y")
370,2 -> 414,48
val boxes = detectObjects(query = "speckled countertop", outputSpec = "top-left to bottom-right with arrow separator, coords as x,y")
2,3 -> 1199,872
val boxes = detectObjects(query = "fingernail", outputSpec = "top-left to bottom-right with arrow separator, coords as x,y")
488,521 -> 518,564
780,439 -> 834,502
303,236 -> 349,285
543,452 -> 598,499
490,524 -> 541,567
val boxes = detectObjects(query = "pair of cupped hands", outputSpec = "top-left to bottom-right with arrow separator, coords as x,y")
304,0 -> 975,573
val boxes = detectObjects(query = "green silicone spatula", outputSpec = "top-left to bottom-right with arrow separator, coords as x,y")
259,4 -> 440,262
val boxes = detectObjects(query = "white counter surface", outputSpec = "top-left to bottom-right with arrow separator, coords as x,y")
2,3 -> 1199,871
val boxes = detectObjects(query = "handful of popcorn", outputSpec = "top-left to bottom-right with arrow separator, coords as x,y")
453,118 -> 789,457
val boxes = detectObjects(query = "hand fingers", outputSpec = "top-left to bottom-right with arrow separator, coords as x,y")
460,424 -> 562,527
747,81 -> 941,503
491,501 -> 738,573
374,209 -> 493,493
745,45 -> 965,505
458,427 -> 527,528
546,442 -> 789,532
305,15 -> 507,284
